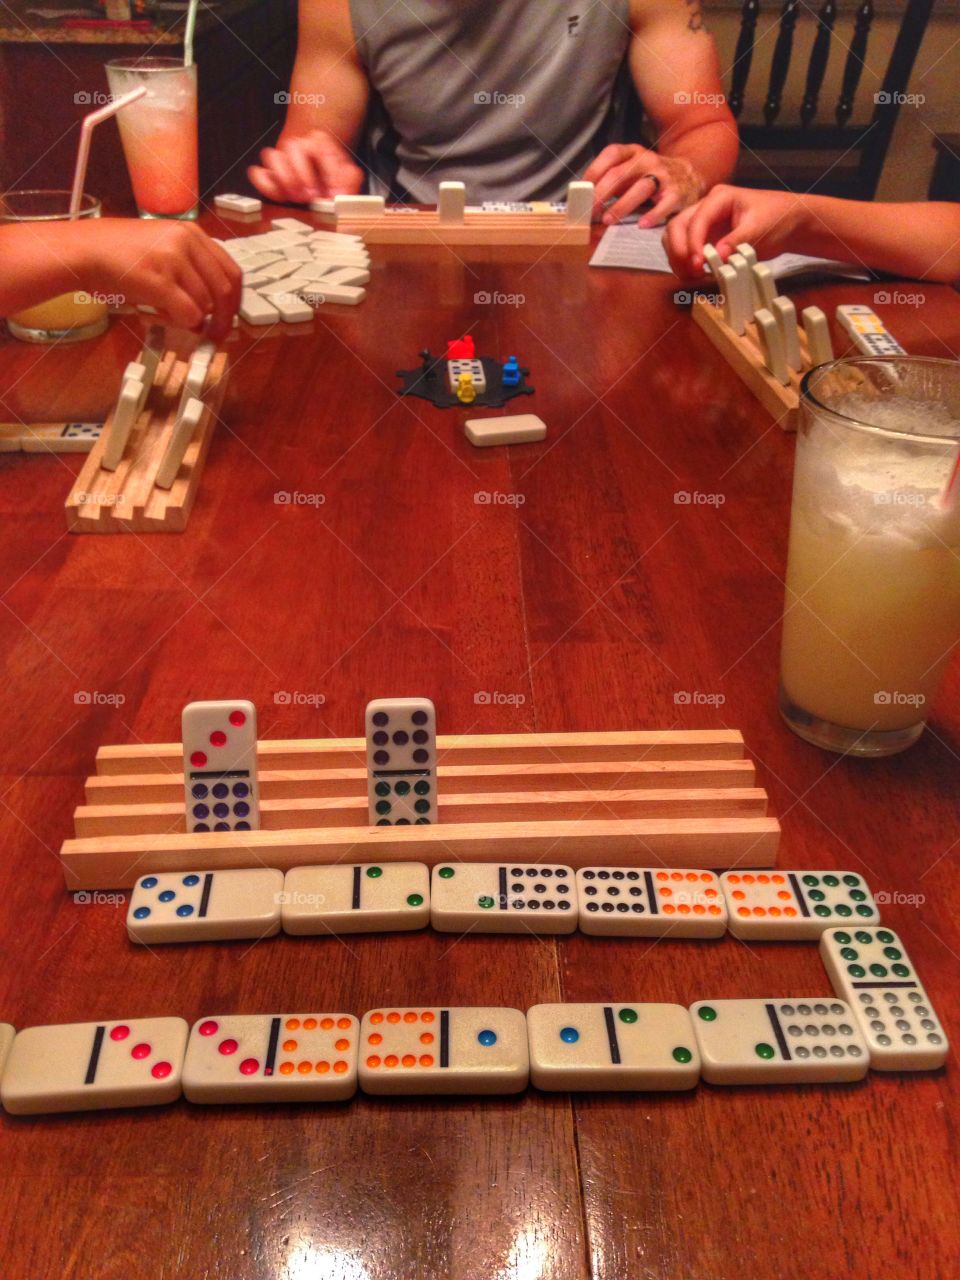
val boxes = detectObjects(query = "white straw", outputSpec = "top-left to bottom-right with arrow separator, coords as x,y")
184,0 -> 200,68
69,86 -> 147,219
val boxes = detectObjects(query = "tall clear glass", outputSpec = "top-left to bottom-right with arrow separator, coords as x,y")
1,190 -> 109,342
105,57 -> 199,220
780,357 -> 960,756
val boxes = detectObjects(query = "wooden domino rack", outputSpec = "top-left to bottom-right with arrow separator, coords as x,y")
691,295 -> 810,433
60,729 -> 780,889
334,208 -> 592,247
64,349 -> 229,533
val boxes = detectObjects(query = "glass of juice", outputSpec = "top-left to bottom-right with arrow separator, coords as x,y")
780,357 -> 960,756
1,189 -> 109,343
105,57 -> 199,220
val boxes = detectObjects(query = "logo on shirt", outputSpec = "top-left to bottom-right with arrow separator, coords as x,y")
567,14 -> 580,36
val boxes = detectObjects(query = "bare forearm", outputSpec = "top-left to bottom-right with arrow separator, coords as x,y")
659,118 -> 738,193
790,197 -> 960,283
0,224 -> 86,315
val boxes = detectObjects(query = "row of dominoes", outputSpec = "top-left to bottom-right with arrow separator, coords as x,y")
309,187 -> 593,226
125,864 -> 882,945
0,929 -> 946,1114
0,422 -> 103,455
214,216 -> 370,325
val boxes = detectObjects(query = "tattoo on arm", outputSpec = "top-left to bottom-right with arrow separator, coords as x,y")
686,0 -> 707,33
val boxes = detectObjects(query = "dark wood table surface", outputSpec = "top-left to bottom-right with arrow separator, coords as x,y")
0,209 -> 958,1280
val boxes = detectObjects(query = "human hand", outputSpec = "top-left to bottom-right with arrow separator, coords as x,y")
663,184 -> 807,279
74,218 -> 241,341
248,128 -> 363,204
584,145 -> 705,227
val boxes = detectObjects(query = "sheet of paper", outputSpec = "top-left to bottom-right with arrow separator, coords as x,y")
589,224 -> 870,284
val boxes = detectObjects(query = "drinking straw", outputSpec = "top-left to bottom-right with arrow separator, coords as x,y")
940,449 -> 960,510
69,86 -> 147,219
184,0 -> 200,67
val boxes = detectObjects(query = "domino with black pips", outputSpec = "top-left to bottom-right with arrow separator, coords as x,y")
690,998 -> 869,1084
527,1003 -> 701,1091
182,699 -> 260,833
836,304 -> 906,357
820,927 -> 948,1070
358,1007 -> 529,1095
431,863 -> 577,934
183,1013 -> 359,1103
366,697 -> 436,825
720,870 -> 880,940
127,868 -> 283,944
0,1017 -> 188,1114
576,867 -> 727,937
448,358 -> 486,395
18,422 -> 104,454
281,863 -> 430,934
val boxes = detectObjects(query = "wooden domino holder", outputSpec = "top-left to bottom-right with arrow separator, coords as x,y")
64,350 -> 228,533
60,730 -> 781,888
691,295 -> 811,432
334,209 -> 591,247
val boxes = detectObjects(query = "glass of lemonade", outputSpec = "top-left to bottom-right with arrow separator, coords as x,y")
105,57 -> 199,220
1,190 -> 109,343
780,357 -> 960,756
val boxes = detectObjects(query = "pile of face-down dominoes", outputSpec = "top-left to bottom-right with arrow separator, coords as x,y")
0,919 -> 947,1113
216,217 -> 370,325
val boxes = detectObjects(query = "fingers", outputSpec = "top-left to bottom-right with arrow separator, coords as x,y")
603,174 -> 659,226
585,144 -> 657,215
248,131 -> 364,204
172,258 -> 215,332
187,235 -> 241,341
247,163 -> 287,203
637,186 -> 686,230
684,189 -> 738,270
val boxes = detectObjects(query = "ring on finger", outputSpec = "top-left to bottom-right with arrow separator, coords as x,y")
642,173 -> 661,197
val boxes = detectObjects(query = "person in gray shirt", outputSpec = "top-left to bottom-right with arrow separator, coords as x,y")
250,0 -> 737,228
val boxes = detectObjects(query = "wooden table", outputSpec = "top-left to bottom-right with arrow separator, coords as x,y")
1,211 -> 958,1280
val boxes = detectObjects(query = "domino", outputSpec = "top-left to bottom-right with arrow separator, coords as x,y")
802,306 -> 833,366
215,193 -> 262,215
19,422 -> 103,454
262,289 -> 314,324
249,262 -> 300,286
735,242 -> 760,307
430,863 -> 577,934
182,700 -> 260,833
127,868 -> 283,944
183,1013 -> 359,1103
174,347 -> 210,425
281,863 -> 430,935
0,1017 -> 188,1114
101,364 -> 148,471
239,289 -> 280,326
836,304 -> 906,357
317,265 -> 370,288
820,927 -> 948,1070
366,696 -> 436,825
728,253 -> 753,335
447,358 -> 486,395
358,1007 -> 528,1095
754,307 -> 788,384
0,1023 -> 13,1081
771,296 -> 802,372
718,265 -> 743,334
438,181 -> 466,224
527,1003 -> 700,1091
276,243 -> 311,262
690,999 -> 869,1085
154,397 -> 203,491
140,323 -> 166,383
577,867 -> 726,937
334,195 -> 386,218
751,262 -> 777,312
309,197 -> 336,215
464,414 -> 546,447
565,180 -> 594,226
702,243 -> 724,286
296,281 -> 366,307
721,870 -> 879,940
306,230 -> 365,247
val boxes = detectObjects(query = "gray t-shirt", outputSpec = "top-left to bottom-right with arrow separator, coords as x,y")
349,0 -> 631,202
